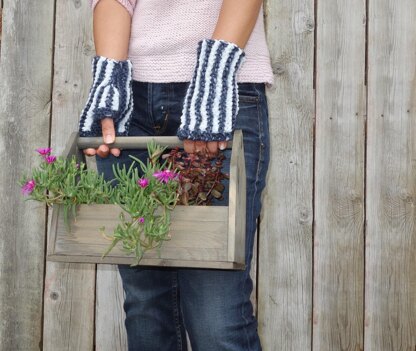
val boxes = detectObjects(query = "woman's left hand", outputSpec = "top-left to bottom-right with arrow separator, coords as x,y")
183,140 -> 227,158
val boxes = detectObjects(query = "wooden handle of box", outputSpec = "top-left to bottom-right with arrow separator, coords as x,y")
77,136 -> 232,150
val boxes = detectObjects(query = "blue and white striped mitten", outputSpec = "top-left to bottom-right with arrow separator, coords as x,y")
79,55 -> 133,137
177,39 -> 246,142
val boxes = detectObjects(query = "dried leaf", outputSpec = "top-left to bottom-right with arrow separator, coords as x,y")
214,183 -> 225,192
211,189 -> 222,199
198,192 -> 207,201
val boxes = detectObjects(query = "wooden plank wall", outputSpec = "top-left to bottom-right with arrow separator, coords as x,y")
0,0 -> 54,350
43,1 -> 131,349
259,0 -> 416,351
313,0 -> 366,349
0,0 -> 3,54
43,1 -> 102,350
0,0 -> 415,350
365,0 -> 416,349
258,0 -> 314,349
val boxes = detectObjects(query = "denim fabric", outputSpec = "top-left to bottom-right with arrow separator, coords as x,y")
96,81 -> 270,351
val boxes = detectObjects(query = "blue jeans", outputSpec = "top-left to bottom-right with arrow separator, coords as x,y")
96,81 -> 270,351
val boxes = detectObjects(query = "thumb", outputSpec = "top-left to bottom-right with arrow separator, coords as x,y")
101,117 -> 115,144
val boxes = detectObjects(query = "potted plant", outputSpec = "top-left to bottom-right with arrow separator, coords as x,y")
20,131 -> 246,269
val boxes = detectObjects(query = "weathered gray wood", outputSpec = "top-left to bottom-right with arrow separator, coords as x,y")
79,135 -> 182,149
49,254 -> 242,270
3,1 -> 416,349
313,0 -> 366,350
365,0 -> 416,349
65,132 -> 87,164
95,265 -> 128,351
0,1 -> 3,53
78,135 -> 233,150
250,224 -> 258,315
51,204 -> 230,264
43,1 -> 96,350
0,1 -> 54,349
258,0 -> 314,349
43,263 -> 96,350
228,129 -> 246,264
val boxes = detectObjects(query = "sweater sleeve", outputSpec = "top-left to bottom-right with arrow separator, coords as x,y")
90,0 -> 137,17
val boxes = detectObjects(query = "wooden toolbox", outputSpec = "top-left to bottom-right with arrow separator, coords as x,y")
47,131 -> 246,269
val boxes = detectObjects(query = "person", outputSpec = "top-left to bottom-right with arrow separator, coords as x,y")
78,0 -> 274,350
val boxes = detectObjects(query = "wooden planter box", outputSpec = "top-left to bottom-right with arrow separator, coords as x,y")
47,131 -> 246,270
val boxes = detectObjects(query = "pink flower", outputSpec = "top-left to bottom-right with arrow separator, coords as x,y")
21,179 -> 36,195
153,169 -> 178,183
36,147 -> 52,156
45,155 -> 56,164
139,217 -> 145,223
137,178 -> 149,188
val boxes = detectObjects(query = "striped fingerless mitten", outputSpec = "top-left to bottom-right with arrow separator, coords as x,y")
79,55 -> 133,137
177,39 -> 246,141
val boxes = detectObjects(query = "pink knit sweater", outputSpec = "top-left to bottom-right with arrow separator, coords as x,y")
91,0 -> 275,87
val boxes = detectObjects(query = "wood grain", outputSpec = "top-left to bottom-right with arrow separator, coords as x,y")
51,204 -> 230,264
0,0 -> 54,349
228,130 -> 246,265
2,1 -> 416,349
43,263 -> 95,350
42,1 -> 96,350
96,265 -> 128,351
365,0 -> 416,349
313,0 -> 366,350
0,1 -> 3,54
257,0 -> 314,349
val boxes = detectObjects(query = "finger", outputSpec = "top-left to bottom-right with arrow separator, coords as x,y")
183,140 -> 196,154
110,148 -> 121,157
101,118 -> 115,144
97,144 -> 110,158
195,141 -> 207,155
218,141 -> 228,150
207,141 -> 218,158
83,148 -> 96,156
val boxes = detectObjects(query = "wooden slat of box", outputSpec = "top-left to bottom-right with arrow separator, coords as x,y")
50,204 -> 228,259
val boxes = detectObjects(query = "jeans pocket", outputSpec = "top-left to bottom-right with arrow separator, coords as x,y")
238,83 -> 260,104
238,93 -> 259,104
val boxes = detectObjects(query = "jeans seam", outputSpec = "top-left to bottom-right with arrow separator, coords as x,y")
154,111 -> 169,135
153,85 -> 170,135
148,83 -> 154,128
172,273 -> 184,350
240,87 -> 264,351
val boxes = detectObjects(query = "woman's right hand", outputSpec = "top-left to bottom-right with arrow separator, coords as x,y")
83,118 -> 121,158
82,0 -> 133,159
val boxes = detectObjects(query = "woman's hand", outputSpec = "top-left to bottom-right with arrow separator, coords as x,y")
177,1 -> 263,154
81,0 -> 133,159
83,118 -> 121,158
183,140 -> 227,158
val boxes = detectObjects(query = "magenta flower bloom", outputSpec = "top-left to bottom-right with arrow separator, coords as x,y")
137,178 -> 149,188
139,217 -> 145,223
21,179 -> 36,195
153,169 -> 178,183
45,155 -> 56,164
36,147 -> 52,156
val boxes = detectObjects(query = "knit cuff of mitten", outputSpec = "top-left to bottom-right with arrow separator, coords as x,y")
177,38 -> 246,142
79,55 -> 133,137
